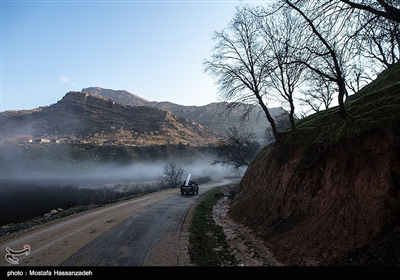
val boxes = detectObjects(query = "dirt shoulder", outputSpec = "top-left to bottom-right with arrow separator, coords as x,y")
211,186 -> 284,267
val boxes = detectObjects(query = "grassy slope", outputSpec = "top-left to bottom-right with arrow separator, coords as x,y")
253,61 -> 400,165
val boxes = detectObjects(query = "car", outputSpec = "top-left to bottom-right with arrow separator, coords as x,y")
180,173 -> 199,195
181,180 -> 199,195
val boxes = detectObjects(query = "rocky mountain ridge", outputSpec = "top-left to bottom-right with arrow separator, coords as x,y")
81,87 -> 288,143
1,87 -> 288,146
0,91 -> 223,147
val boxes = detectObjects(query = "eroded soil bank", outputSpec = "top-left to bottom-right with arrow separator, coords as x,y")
228,128 -> 400,266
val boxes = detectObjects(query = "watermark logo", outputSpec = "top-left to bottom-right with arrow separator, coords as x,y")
5,245 -> 30,264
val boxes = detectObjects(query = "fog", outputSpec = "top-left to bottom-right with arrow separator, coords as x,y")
0,154 -> 243,226
64,160 -> 235,187
1,157 -> 240,188
0,140 -> 243,191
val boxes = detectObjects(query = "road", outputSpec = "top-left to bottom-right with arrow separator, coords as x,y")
0,180 -> 229,267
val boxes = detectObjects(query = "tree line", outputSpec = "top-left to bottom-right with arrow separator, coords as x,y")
204,0 -> 400,144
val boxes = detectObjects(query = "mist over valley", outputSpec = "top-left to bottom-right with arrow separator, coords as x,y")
0,89 -> 257,227
0,142 -> 236,227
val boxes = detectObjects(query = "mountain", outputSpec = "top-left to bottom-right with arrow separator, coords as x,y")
80,87 -> 150,106
81,87 -> 289,143
0,91 -> 223,147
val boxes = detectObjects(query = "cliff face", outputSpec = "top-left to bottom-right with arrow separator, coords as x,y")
229,63 -> 400,266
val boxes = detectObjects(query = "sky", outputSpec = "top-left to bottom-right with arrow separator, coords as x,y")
1,0 -> 269,112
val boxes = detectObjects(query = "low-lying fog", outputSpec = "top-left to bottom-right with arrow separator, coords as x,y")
0,159 -> 244,226
1,160 -> 241,187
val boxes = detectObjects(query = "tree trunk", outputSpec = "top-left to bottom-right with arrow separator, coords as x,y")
257,95 -> 281,143
289,97 -> 297,131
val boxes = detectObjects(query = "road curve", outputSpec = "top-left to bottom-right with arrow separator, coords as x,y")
0,180 -> 229,267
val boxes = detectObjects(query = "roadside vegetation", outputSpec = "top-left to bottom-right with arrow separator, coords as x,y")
188,186 -> 241,266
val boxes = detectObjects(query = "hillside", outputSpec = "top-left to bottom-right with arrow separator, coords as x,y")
81,87 -> 289,143
228,62 -> 400,266
0,91 -> 223,147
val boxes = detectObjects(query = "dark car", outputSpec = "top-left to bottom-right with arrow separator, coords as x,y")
180,180 -> 199,195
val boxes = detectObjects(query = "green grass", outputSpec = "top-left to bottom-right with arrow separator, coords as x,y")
285,82 -> 400,146
188,187 -> 241,266
256,62 -> 400,170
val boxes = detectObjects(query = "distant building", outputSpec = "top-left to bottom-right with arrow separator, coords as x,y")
30,138 -> 51,144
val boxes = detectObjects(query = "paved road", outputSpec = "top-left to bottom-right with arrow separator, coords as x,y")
58,180 -> 226,266
0,180 -> 230,267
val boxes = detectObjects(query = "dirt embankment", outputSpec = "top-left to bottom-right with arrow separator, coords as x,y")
228,128 -> 400,266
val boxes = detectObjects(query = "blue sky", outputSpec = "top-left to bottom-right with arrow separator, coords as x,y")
1,0 -> 265,111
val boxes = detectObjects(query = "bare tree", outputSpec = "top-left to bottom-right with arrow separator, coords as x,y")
255,5 -> 309,131
284,0 -> 355,121
300,73 -> 336,113
203,5 -> 281,142
337,0 -> 400,65
213,126 -> 261,169
356,15 -> 400,70
345,56 -> 379,97
157,162 -> 185,189
264,111 -> 292,144
284,0 -> 399,105
339,0 -> 400,23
